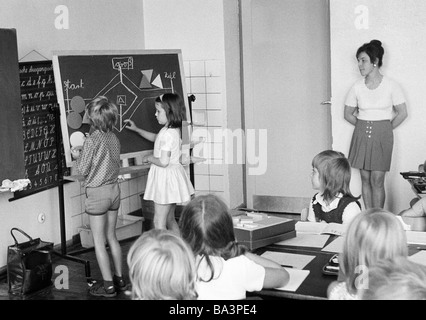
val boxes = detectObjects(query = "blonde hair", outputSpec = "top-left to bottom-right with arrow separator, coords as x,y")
86,96 -> 118,132
127,229 -> 197,300
341,208 -> 408,294
362,256 -> 426,300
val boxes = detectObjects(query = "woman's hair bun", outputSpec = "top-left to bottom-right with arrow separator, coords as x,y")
370,39 -> 382,48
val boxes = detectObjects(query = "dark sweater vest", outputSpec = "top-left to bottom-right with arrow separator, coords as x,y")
312,194 -> 361,224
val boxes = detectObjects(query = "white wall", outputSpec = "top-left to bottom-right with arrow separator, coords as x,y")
330,0 -> 426,213
1,0 -> 145,59
0,0 -> 146,268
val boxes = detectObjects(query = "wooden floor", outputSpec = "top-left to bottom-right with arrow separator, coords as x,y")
0,237 -> 138,300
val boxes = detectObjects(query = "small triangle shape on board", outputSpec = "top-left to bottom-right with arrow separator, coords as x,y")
139,74 -> 152,88
151,74 -> 163,88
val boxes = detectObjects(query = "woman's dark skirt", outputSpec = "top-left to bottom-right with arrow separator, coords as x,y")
348,119 -> 393,172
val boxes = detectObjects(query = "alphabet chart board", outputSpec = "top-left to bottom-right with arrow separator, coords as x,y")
13,60 -> 69,199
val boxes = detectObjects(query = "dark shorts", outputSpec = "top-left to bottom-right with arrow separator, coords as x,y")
85,182 -> 120,216
348,119 -> 393,171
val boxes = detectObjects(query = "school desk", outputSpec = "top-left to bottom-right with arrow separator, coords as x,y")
249,233 -> 426,300
237,200 -> 426,299
251,236 -> 338,300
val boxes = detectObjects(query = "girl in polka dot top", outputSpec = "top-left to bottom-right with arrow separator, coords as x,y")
71,96 -> 127,298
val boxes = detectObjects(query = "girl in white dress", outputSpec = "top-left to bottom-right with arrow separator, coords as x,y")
125,93 -> 194,234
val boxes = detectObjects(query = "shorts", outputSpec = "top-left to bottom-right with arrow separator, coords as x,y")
85,182 -> 120,216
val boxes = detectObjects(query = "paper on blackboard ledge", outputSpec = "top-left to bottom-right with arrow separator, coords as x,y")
1,179 -> 31,192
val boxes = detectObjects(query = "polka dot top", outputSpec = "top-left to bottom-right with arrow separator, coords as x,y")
76,130 -> 121,188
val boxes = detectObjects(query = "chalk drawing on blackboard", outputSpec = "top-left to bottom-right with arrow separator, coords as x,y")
140,71 -> 150,88
63,59 -> 174,133
53,50 -> 189,167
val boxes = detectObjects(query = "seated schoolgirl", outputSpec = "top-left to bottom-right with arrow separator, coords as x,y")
179,194 -> 290,300
304,150 -> 361,224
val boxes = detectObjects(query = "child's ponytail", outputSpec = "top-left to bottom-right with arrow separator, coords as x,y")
221,241 -> 248,260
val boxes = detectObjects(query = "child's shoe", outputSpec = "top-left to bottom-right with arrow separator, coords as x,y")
113,274 -> 129,292
89,281 -> 117,298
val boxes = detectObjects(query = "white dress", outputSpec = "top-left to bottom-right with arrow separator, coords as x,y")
143,127 -> 194,204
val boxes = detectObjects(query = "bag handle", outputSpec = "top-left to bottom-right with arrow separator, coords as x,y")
10,228 -> 33,246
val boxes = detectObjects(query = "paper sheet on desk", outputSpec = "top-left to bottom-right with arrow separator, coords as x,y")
396,216 -> 411,231
261,251 -> 315,269
406,231 -> 426,245
295,221 -> 346,236
274,268 -> 310,292
321,236 -> 344,253
275,233 -> 330,248
408,251 -> 426,267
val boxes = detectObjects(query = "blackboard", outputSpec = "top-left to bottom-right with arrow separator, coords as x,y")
0,28 -> 25,182
12,60 -> 69,199
52,50 -> 190,167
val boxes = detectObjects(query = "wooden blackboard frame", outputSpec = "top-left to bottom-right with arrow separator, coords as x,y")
0,28 -> 25,182
52,49 -> 190,167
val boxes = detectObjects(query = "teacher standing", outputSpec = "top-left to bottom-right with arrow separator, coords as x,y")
344,40 -> 408,210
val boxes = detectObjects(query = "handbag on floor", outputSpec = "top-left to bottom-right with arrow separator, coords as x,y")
7,227 -> 54,296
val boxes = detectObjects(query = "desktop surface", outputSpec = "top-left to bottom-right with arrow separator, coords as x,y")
256,246 -> 336,300
251,233 -> 425,300
252,234 -> 339,300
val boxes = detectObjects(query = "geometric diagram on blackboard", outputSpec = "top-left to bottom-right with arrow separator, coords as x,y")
96,58 -> 172,132
82,107 -> 91,124
62,56 -> 176,138
152,74 -> 164,89
70,95 -> 85,113
139,70 -> 153,88
117,95 -> 126,105
54,50 -> 190,167
67,111 -> 83,129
